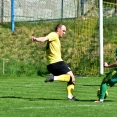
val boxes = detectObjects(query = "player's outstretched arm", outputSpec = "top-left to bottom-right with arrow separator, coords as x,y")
104,61 -> 117,68
31,36 -> 49,42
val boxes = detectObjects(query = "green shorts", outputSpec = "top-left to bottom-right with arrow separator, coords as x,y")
103,68 -> 117,87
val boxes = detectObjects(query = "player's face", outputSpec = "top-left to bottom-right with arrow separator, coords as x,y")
58,25 -> 66,38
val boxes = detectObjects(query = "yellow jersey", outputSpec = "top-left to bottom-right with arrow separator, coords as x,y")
46,32 -> 63,64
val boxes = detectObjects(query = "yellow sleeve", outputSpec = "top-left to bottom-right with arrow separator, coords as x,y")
47,32 -> 58,41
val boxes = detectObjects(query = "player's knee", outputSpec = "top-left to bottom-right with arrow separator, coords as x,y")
68,76 -> 74,85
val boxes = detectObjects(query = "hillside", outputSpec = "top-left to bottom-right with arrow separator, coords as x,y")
0,18 -> 117,76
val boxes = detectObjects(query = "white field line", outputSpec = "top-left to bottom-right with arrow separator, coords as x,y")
11,104 -> 110,110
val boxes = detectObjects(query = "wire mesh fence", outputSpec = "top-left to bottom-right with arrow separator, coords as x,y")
0,0 -> 96,22
0,0 -> 117,76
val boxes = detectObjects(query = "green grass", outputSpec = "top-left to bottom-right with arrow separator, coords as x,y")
0,76 -> 117,117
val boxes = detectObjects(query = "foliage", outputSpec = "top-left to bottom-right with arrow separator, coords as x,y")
0,17 -> 117,76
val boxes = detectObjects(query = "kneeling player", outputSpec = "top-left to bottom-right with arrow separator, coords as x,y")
95,61 -> 117,102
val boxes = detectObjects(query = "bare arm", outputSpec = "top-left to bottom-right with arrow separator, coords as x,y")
31,36 -> 49,42
104,61 -> 117,68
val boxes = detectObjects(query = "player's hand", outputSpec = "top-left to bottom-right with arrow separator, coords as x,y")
104,62 -> 108,67
31,36 -> 36,41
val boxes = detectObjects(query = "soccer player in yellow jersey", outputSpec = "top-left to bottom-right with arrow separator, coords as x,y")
31,23 -> 78,100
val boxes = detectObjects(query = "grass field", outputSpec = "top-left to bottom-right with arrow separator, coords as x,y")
0,76 -> 117,117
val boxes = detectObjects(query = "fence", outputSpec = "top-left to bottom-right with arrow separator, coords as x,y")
0,0 -> 96,23
0,0 -> 117,76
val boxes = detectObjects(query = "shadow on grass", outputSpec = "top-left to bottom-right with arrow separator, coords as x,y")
0,96 -> 114,102
78,99 -> 114,102
83,84 -> 100,86
0,96 -> 66,101
0,96 -> 81,101
83,84 -> 117,87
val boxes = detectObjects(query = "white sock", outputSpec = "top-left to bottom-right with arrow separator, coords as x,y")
54,76 -> 57,80
68,94 -> 73,99
100,99 -> 104,102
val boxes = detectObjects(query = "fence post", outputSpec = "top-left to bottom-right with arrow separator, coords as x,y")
11,0 -> 15,33
1,0 -> 4,23
2,58 -> 9,74
115,0 -> 117,12
77,0 -> 81,18
2,58 -> 5,74
61,0 -> 63,20
81,0 -> 84,17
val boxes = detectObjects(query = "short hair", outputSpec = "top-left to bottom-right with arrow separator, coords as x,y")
55,23 -> 65,32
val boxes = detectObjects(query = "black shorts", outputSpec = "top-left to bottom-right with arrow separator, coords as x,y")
47,61 -> 71,76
